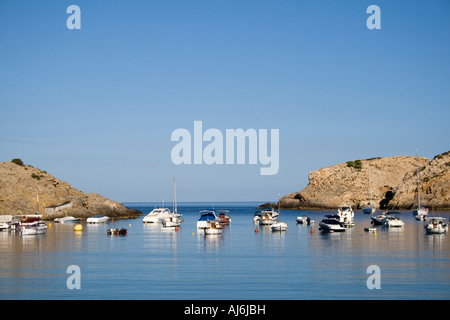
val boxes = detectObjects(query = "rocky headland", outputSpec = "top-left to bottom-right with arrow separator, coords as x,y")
0,160 -> 142,220
275,151 -> 450,210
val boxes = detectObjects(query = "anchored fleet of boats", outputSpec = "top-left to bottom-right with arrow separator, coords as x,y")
0,203 -> 448,237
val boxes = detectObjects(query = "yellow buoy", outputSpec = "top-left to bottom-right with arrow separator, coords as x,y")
192,232 -> 194,235
74,224 -> 83,232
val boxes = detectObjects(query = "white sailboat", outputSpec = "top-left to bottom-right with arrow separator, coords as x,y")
412,149 -> 428,221
161,177 -> 183,230
363,166 -> 376,214
271,196 -> 287,232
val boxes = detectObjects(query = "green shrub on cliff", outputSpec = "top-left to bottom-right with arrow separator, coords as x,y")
346,160 -> 362,170
11,158 -> 24,166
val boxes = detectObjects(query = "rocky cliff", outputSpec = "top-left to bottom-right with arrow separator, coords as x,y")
278,151 -> 450,210
0,160 -> 142,219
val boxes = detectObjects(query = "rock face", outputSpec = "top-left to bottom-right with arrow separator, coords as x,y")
279,151 -> 450,210
0,161 -> 142,219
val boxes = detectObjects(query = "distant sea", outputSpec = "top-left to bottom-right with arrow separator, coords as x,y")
0,202 -> 449,300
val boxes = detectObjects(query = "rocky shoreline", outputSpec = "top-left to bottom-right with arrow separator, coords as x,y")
271,151 -> 450,211
0,160 -> 142,220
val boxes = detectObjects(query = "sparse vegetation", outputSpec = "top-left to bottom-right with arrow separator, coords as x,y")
11,158 -> 24,166
433,151 -> 450,161
346,160 -> 362,170
31,173 -> 44,180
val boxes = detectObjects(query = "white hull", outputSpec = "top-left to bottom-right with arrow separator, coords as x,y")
319,217 -> 346,232
54,216 -> 80,223
204,227 -> 223,235
162,219 -> 182,227
319,222 -> 346,232
296,216 -> 307,224
259,218 -> 275,225
424,225 -> 448,234
424,218 -> 448,234
412,207 -> 428,221
271,222 -> 287,231
385,220 -> 404,228
337,205 -> 355,227
21,223 -> 47,235
87,215 -> 110,223
143,208 -> 172,223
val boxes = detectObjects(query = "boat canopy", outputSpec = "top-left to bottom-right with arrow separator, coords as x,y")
198,211 -> 217,221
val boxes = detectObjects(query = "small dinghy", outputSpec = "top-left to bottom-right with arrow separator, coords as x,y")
107,228 -> 128,236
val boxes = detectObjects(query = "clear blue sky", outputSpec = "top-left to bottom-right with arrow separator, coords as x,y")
1,0 -> 449,203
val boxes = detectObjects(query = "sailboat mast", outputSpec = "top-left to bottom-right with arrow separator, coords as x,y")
416,149 -> 421,208
368,166 -> 373,206
173,177 -> 177,215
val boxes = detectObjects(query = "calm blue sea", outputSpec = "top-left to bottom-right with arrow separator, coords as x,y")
0,202 -> 449,300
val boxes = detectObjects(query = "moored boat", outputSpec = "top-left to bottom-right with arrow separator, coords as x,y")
363,206 -> 376,214
319,215 -> 346,232
143,208 -> 172,223
54,216 -> 80,223
412,150 -> 428,221
197,210 -> 220,229
381,212 -> 404,228
87,215 -> 110,223
217,210 -> 231,225
424,217 -> 448,234
204,221 -> 223,235
296,216 -> 314,225
412,206 -> 428,221
271,222 -> 288,232
337,205 -> 355,227
21,221 -> 47,235
107,228 -> 128,236
371,213 -> 386,226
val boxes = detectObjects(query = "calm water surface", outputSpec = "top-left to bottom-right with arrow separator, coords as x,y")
1,202 -> 449,300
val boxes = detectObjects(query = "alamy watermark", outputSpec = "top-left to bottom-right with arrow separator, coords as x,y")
66,265 -> 81,290
170,121 -> 279,175
366,265 -> 381,289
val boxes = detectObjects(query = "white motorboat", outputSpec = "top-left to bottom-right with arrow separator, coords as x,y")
296,216 -> 314,225
86,215 -> 110,223
258,207 -> 278,225
54,216 -> 80,223
424,217 -> 448,234
319,215 -> 346,232
382,212 -> 404,228
271,222 -> 288,232
197,210 -> 220,229
21,221 -> 47,235
0,222 -> 9,231
296,216 -> 307,224
204,221 -> 223,235
143,208 -> 172,223
337,205 -> 355,227
0,215 -> 12,231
